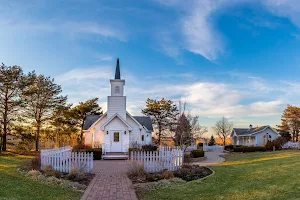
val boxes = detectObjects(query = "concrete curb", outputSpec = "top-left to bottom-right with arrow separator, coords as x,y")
81,174 -> 97,200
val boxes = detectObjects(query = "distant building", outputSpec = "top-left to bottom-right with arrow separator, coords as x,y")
231,124 -> 280,146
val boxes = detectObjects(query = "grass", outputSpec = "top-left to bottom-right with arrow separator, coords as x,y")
0,153 -> 82,200
143,150 -> 300,200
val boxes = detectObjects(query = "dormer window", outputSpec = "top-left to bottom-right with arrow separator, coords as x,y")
115,86 -> 120,93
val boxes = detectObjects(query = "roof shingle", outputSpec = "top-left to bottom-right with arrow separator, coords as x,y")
233,126 -> 268,136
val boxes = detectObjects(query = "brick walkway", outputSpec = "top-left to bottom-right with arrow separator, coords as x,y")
81,160 -> 137,200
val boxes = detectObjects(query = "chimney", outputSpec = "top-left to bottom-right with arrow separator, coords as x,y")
249,124 -> 253,129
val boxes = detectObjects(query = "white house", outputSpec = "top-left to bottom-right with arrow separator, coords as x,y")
83,59 -> 153,154
231,125 -> 280,146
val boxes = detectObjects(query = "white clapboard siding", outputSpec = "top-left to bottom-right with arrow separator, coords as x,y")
131,147 -> 183,173
282,141 -> 300,149
41,146 -> 93,173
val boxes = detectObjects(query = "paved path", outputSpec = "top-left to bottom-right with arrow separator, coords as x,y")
193,152 -> 225,166
81,160 -> 137,200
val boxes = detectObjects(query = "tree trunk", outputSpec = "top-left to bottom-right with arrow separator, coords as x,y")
158,125 -> 162,145
223,136 -> 226,146
2,123 -> 7,151
80,119 -> 85,145
36,124 -> 40,151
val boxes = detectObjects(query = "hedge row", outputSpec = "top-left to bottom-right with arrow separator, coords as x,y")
233,146 -> 266,152
190,150 -> 205,158
74,148 -> 102,160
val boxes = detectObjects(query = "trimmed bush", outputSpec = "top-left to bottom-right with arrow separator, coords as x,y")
233,146 -> 266,152
190,150 -> 205,158
72,144 -> 90,151
85,148 -> 102,160
142,145 -> 158,151
225,145 -> 243,151
173,165 -> 212,182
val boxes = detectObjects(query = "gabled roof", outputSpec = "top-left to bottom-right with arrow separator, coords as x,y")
133,116 -> 153,131
232,125 -> 277,136
83,112 -> 153,132
100,113 -> 132,130
83,115 -> 101,130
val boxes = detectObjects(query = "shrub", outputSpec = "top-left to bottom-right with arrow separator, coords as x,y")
67,169 -> 84,181
142,145 -> 158,151
173,165 -> 212,182
265,138 -> 285,151
31,154 -> 41,170
161,171 -> 174,179
233,146 -> 266,152
128,163 -> 147,176
85,148 -> 102,160
145,173 -> 163,182
190,150 -> 205,158
72,144 -> 90,151
42,165 -> 62,178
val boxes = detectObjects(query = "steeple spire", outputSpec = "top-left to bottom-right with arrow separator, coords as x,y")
115,58 -> 120,79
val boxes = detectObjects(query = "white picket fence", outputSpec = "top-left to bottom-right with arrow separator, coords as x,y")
130,147 -> 184,173
41,146 -> 93,173
203,145 -> 224,152
282,141 -> 300,149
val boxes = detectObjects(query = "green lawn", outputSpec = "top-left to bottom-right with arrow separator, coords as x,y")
0,153 -> 82,200
144,150 -> 300,200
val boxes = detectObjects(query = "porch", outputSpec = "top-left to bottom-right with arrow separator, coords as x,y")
235,136 -> 256,146
102,152 -> 129,160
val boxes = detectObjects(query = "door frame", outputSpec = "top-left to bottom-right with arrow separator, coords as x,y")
110,130 -> 123,152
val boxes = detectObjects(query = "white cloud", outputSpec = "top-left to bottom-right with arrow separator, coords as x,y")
0,20 -> 126,41
181,0 -> 224,61
154,0 -> 300,61
263,0 -> 300,27
57,66 -> 287,119
56,67 -> 112,83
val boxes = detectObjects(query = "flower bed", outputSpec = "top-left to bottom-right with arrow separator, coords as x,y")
128,164 -> 213,199
128,164 -> 212,184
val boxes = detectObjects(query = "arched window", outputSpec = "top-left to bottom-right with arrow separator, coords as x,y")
115,86 -> 120,93
268,134 -> 272,141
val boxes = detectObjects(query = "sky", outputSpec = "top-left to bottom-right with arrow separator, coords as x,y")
1,0 -> 300,136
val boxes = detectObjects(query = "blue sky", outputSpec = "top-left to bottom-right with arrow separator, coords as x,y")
1,0 -> 300,135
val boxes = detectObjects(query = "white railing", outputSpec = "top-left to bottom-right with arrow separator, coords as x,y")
203,145 -> 224,152
41,146 -> 93,173
131,147 -> 183,173
282,141 -> 300,149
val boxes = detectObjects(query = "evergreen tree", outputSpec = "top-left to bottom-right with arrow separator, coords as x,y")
142,98 -> 179,144
208,135 -> 215,146
71,98 -> 102,144
0,63 -> 25,151
21,71 -> 67,151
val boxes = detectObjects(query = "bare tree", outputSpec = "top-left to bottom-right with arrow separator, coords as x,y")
212,116 -> 233,146
173,102 -> 207,151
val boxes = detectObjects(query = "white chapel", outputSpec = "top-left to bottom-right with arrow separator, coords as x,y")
83,59 -> 153,153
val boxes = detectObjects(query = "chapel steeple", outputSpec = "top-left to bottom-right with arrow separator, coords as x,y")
115,58 -> 120,79
108,58 -> 126,120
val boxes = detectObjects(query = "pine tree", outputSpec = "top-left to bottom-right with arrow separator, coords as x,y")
208,135 -> 215,146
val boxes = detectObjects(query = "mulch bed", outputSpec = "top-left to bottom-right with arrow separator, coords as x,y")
129,165 -> 213,184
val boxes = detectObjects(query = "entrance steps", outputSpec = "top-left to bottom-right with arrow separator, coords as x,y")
102,152 -> 129,160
